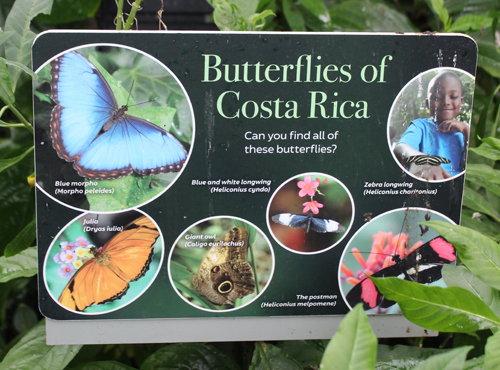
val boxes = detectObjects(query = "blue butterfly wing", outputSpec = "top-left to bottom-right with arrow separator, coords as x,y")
50,50 -> 187,180
76,115 -> 187,179
50,51 -> 116,160
309,218 -> 345,233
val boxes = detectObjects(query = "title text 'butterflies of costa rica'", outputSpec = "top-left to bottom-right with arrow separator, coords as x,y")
58,216 -> 159,312
345,236 -> 456,311
50,51 -> 187,180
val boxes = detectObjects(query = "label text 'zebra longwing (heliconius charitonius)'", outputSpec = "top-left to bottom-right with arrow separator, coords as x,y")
346,236 -> 456,311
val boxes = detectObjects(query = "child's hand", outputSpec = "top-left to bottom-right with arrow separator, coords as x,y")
409,163 -> 452,180
437,120 -> 469,142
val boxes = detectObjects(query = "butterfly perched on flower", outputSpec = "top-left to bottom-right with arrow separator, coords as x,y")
345,236 -> 456,311
49,50 -> 187,180
58,216 -> 160,312
272,211 -> 345,233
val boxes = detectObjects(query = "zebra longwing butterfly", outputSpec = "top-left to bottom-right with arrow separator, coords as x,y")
407,155 -> 451,166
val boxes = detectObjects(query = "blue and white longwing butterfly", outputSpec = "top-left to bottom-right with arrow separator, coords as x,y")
272,212 -> 345,233
50,51 -> 187,180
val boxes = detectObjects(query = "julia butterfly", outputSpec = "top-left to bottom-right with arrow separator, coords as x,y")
345,236 -> 456,310
58,216 -> 159,312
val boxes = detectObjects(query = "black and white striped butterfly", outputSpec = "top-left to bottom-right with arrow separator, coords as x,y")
272,211 -> 345,233
407,155 -> 450,166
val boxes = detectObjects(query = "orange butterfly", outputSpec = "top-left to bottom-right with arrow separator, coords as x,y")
58,216 -> 160,311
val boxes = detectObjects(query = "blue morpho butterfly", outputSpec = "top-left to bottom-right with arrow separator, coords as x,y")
272,211 -> 345,233
49,51 -> 187,180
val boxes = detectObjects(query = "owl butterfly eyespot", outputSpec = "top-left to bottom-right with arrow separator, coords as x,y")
192,226 -> 256,307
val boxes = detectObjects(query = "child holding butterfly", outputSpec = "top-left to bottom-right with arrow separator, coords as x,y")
394,71 -> 470,180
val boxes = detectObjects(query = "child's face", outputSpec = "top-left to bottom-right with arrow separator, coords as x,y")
426,76 -> 463,123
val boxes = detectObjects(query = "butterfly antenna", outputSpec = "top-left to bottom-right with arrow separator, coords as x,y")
125,80 -> 135,106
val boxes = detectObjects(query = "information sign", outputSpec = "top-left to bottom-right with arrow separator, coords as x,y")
33,31 -> 477,343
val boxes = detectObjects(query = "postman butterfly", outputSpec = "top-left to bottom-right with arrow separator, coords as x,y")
407,155 -> 451,166
49,51 -> 187,180
345,236 -> 456,310
272,211 -> 345,233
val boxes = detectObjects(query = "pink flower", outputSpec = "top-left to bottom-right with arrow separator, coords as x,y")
324,178 -> 328,184
297,175 -> 319,197
59,250 -> 76,264
57,263 -> 75,278
74,236 -> 89,248
302,200 -> 323,214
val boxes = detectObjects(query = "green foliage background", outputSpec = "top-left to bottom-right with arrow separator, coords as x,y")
1,0 -> 500,369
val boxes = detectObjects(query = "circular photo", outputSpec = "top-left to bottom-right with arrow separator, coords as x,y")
34,44 -> 194,212
388,67 -> 474,182
43,210 -> 163,315
340,208 -> 456,314
169,217 -> 274,312
267,173 -> 353,254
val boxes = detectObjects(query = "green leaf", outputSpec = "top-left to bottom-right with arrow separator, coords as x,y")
276,340 -> 325,369
212,0 -> 249,30
12,303 -> 38,333
464,355 -> 485,370
466,174 -> 500,199
442,265 -> 500,316
4,219 -> 35,257
466,164 -> 500,184
4,0 -> 53,88
376,344 -> 450,369
372,277 -> 500,332
0,320 -> 82,370
482,137 -> 500,151
249,9 -> 275,30
0,146 -> 34,174
282,0 -> 306,31
300,0 -> 331,26
473,31 -> 500,78
411,346 -> 472,370
469,144 -> 500,161
449,15 -> 494,32
0,247 -> 37,283
427,0 -> 451,29
0,58 -> 37,79
320,304 -> 377,370
425,221 -> 500,291
329,0 -> 417,32
473,84 -> 500,145
82,361 -> 138,370
141,343 -> 240,370
0,57 -> 14,105
36,0 -> 100,24
484,329 -> 500,370
0,30 -> 14,46
463,186 -> 500,222
249,342 -> 303,370
86,175 -> 164,212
